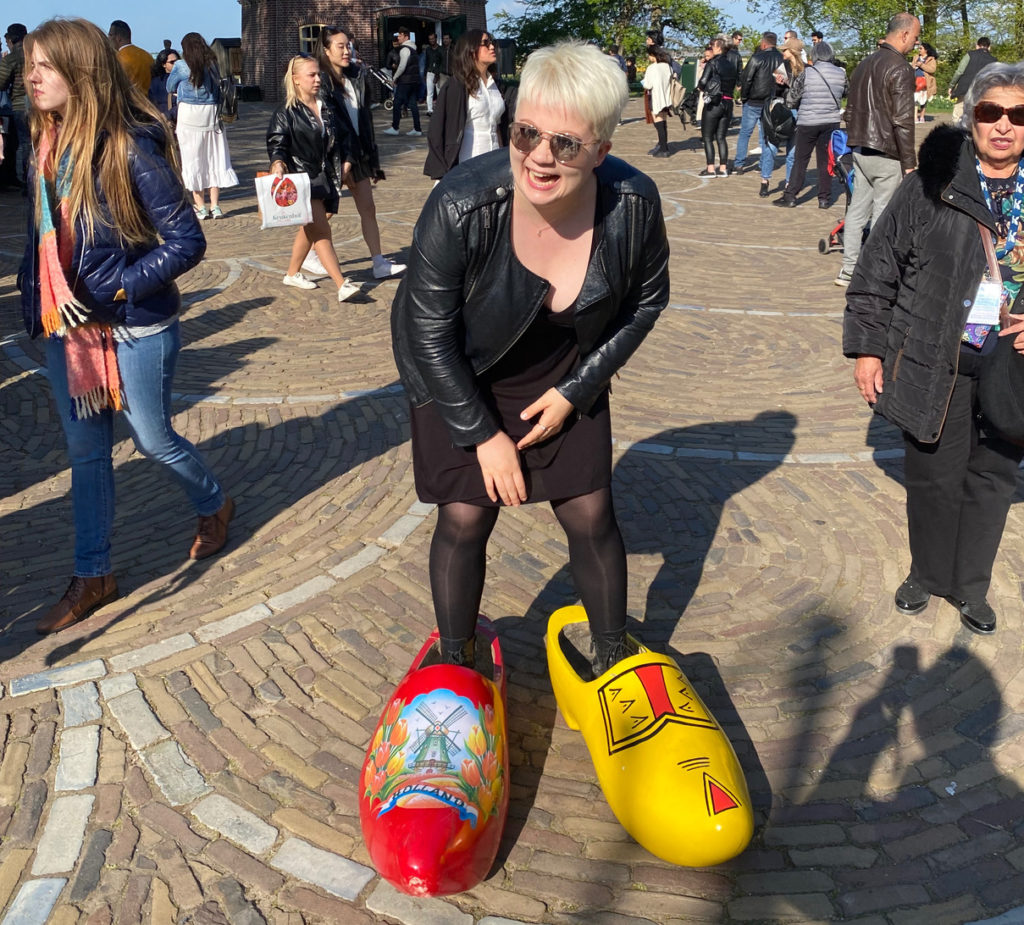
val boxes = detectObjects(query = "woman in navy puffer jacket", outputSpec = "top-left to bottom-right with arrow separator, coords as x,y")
19,18 -> 234,636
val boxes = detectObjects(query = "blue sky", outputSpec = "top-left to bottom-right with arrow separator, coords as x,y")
12,0 -> 770,55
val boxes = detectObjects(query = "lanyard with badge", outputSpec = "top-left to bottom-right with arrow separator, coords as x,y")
969,157 -> 1024,332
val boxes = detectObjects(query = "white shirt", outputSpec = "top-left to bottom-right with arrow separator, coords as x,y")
458,75 -> 505,164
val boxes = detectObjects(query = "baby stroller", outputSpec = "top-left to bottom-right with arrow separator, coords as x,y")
367,66 -> 395,111
818,129 -> 856,254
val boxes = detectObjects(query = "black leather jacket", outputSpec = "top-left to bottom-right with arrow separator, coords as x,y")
845,43 -> 916,170
391,149 -> 670,447
320,66 -> 381,175
741,47 -> 784,101
266,101 -> 347,194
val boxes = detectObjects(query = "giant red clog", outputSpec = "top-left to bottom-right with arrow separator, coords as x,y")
546,605 -> 753,867
359,618 -> 509,895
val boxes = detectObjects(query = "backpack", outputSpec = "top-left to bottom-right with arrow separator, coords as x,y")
760,96 -> 794,147
218,76 -> 238,123
669,73 -> 685,113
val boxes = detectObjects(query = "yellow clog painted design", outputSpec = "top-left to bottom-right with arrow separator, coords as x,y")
546,605 -> 753,867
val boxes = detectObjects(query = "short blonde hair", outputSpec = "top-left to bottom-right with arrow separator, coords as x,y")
516,42 -> 629,143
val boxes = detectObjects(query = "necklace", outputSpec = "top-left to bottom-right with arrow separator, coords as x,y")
976,156 -> 1024,260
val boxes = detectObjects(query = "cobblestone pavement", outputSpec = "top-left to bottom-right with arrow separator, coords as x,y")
2,100 -> 1024,925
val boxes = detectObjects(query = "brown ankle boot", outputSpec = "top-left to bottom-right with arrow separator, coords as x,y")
37,575 -> 119,635
189,496 -> 235,560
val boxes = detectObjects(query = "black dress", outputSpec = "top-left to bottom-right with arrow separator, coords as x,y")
410,224 -> 612,507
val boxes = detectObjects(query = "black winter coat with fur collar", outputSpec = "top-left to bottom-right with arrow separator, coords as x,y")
843,124 -> 1014,443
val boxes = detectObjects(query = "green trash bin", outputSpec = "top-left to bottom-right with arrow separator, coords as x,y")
678,58 -> 698,91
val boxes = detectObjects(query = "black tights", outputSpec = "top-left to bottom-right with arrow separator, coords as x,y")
700,100 -> 731,165
429,488 -> 627,645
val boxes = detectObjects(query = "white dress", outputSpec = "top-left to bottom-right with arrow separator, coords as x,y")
458,76 -> 506,164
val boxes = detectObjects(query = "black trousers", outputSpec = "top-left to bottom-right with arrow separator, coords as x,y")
700,99 -> 732,165
903,352 -> 1024,603
783,121 -> 837,202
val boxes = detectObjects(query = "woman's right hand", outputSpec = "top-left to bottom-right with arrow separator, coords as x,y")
270,160 -> 286,178
854,356 -> 884,404
476,431 -> 527,506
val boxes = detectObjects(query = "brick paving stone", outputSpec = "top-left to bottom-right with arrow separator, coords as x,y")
278,885 -> 376,923
270,808 -> 355,856
149,877 -> 177,924
139,802 -> 210,854
107,690 -> 170,750
114,873 -> 152,925
0,849 -> 33,911
139,739 -> 211,806
55,723 -> 100,791
839,884 -> 934,917
152,841 -> 205,910
105,816 -> 140,867
6,778 -> 47,844
70,829 -> 114,902
191,794 -> 278,855
365,881 -> 473,924
2,878 -> 67,925
60,682 -> 102,726
32,792 -> 93,874
204,840 -> 286,894
212,877 -> 268,925
270,837 -> 374,901
173,720 -> 230,775
8,660 -> 105,696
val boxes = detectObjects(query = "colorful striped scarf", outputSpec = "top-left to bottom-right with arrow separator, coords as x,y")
37,126 -> 122,419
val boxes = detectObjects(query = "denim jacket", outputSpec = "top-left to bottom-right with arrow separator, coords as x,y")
166,60 -> 219,106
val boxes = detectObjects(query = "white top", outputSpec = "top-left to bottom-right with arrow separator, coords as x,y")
458,76 -> 506,164
341,80 -> 360,131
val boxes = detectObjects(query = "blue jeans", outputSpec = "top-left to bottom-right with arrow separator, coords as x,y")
732,101 -> 764,169
392,83 -> 421,132
45,321 -> 224,576
761,111 -> 798,182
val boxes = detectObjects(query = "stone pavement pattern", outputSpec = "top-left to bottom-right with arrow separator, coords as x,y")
2,102 -> 1024,924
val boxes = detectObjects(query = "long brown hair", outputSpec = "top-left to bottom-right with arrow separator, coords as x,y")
452,30 -> 496,97
25,18 -> 177,246
181,31 -> 216,88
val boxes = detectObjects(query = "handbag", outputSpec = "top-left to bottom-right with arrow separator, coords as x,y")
670,73 -> 686,113
254,172 -> 313,230
760,97 -> 795,147
975,221 -> 1024,444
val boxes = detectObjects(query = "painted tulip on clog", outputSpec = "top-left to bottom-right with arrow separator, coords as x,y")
359,617 -> 509,895
546,605 -> 753,867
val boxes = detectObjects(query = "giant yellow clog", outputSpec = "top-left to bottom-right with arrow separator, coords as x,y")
546,605 -> 753,867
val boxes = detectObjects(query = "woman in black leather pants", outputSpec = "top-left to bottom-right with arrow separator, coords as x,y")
698,38 -> 738,177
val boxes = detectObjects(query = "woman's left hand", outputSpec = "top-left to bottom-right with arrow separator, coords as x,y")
999,312 -> 1024,351
517,389 -> 574,450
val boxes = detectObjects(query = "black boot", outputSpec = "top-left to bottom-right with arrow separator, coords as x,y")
592,630 -> 630,677
652,121 -> 669,157
439,635 -> 476,668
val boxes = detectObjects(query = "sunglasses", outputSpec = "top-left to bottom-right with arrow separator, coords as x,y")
509,122 -> 597,164
974,101 -> 1024,125
480,38 -> 495,48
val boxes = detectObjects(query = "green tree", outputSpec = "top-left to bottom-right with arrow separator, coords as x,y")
493,0 -> 724,57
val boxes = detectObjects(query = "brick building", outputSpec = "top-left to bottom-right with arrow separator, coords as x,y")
240,0 -> 487,103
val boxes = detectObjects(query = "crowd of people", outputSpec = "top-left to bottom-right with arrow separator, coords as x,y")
5,10 -> 1024,675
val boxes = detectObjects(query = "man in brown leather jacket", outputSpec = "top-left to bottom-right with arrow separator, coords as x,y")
836,12 -> 920,286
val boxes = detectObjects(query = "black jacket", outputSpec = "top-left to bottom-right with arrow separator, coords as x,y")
266,101 -> 346,198
392,149 -> 670,447
424,78 -> 510,180
741,47 -> 784,102
951,48 -> 997,100
20,122 -> 205,337
699,54 -> 739,104
843,125 -> 1011,442
724,47 -> 743,95
844,43 -> 916,170
320,66 -> 381,175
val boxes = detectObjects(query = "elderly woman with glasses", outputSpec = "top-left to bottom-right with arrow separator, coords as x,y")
844,62 -> 1024,637
424,29 -> 508,180
393,41 -> 669,675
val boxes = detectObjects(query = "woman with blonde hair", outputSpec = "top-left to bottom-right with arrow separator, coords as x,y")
266,54 -> 360,301
166,32 -> 238,218
392,41 -> 669,673
19,17 -> 233,635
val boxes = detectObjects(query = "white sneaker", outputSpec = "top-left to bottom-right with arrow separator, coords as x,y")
383,127 -> 400,135
372,258 -> 407,279
337,281 -> 361,303
283,273 -> 317,290
301,252 -> 329,279
406,130 -> 423,137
